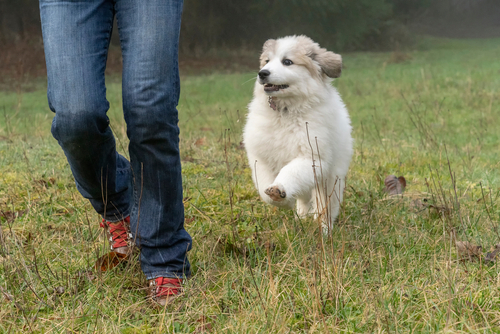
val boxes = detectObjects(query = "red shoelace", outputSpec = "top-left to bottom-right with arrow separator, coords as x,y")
154,277 -> 182,297
100,216 -> 130,249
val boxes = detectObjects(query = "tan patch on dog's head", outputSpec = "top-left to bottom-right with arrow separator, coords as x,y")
259,39 -> 276,68
287,35 -> 342,79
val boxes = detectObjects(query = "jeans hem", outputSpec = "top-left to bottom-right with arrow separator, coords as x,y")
145,271 -> 190,280
102,209 -> 131,223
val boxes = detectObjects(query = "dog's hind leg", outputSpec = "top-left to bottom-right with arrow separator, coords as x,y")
296,196 -> 313,218
317,176 -> 345,233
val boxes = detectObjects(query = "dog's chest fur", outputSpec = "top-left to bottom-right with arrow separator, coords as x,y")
245,99 -> 320,172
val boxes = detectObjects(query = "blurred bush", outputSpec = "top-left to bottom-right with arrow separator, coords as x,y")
179,0 -> 431,53
0,0 -> 431,54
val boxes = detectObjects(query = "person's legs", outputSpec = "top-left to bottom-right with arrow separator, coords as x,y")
40,0 -> 132,222
115,0 -> 191,279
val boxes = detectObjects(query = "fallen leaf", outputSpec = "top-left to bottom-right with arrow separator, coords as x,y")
428,204 -> 452,216
194,137 -> 206,147
384,175 -> 406,195
95,252 -> 129,272
34,178 -> 56,188
195,315 -> 216,333
477,193 -> 489,203
412,199 -> 452,216
34,179 -> 48,188
0,209 -> 28,223
456,241 -> 482,260
484,243 -> 500,263
54,286 -> 65,295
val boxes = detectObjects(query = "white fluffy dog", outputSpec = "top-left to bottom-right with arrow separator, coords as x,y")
243,35 -> 353,231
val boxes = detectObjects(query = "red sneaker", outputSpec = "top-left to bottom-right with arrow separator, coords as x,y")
100,216 -> 133,255
95,216 -> 134,271
148,277 -> 183,306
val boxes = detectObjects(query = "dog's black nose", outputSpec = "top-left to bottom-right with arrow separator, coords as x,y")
258,69 -> 270,80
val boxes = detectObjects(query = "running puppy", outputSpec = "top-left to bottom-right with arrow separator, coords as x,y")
243,35 -> 353,231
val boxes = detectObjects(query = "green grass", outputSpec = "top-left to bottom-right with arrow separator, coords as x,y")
1,37 -> 500,332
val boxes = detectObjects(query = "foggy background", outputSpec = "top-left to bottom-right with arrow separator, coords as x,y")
1,0 -> 499,81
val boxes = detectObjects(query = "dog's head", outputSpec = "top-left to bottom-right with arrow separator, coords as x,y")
257,36 -> 342,97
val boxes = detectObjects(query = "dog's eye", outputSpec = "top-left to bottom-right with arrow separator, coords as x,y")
282,59 -> 293,66
265,59 -> 269,64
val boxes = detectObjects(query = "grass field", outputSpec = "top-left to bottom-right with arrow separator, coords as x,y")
1,37 -> 500,333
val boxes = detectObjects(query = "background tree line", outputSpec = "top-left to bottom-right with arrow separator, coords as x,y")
0,0 -> 498,84
1,0 -> 498,52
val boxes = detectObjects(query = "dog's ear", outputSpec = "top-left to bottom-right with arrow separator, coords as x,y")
314,50 -> 342,78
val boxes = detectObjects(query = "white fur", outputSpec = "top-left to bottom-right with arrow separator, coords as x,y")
243,35 -> 353,231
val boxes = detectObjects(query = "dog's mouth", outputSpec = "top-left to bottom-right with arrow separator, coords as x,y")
264,84 -> 289,92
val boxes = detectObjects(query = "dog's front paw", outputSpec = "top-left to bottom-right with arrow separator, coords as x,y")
265,184 -> 286,202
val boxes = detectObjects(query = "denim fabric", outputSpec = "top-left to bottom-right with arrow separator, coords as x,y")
39,0 -> 191,279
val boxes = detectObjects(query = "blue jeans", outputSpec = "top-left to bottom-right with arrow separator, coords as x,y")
39,0 -> 191,279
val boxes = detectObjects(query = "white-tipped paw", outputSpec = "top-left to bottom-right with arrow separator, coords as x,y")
265,184 -> 287,202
